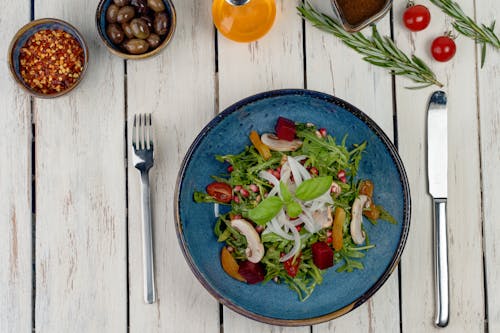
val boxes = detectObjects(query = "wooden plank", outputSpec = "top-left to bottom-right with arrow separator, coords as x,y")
0,1 -> 32,332
476,0 -> 500,331
33,2 -> 127,332
217,0 -> 308,331
126,1 -> 219,332
305,6 -> 400,331
394,0 -> 485,331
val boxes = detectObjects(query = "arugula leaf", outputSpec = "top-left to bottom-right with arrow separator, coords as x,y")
286,201 -> 303,218
247,196 -> 283,225
280,181 -> 292,203
377,205 -> 397,224
295,176 -> 333,201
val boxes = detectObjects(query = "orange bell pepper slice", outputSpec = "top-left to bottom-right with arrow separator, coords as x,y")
249,131 -> 272,160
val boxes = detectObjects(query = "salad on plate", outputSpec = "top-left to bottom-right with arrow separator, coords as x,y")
194,117 -> 396,301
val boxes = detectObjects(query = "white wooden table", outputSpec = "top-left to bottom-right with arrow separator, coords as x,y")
1,0 -> 499,332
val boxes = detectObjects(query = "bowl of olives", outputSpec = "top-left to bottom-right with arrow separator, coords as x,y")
96,0 -> 175,59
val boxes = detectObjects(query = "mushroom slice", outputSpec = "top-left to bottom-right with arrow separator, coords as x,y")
312,207 -> 334,228
260,134 -> 302,152
230,219 -> 265,263
350,195 -> 369,245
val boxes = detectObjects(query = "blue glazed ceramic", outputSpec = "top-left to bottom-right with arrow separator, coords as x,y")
175,89 -> 411,326
8,18 -> 89,98
95,0 -> 176,60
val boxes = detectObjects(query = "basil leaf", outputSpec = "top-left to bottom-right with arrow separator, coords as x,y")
295,176 -> 333,201
247,196 -> 283,225
286,201 -> 302,218
280,181 -> 292,203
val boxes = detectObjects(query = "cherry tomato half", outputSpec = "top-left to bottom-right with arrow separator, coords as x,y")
403,5 -> 431,32
431,36 -> 457,62
206,182 -> 233,203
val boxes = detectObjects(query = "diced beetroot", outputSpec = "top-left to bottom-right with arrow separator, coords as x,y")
238,260 -> 266,284
275,117 -> 296,141
311,241 -> 334,270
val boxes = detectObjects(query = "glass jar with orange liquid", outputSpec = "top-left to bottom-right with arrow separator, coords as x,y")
212,0 -> 276,43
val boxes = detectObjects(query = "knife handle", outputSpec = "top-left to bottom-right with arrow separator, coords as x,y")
433,198 -> 449,327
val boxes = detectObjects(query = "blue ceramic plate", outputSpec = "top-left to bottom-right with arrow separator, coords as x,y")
175,89 -> 411,326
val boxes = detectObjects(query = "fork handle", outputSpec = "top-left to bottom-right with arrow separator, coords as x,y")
140,171 -> 156,304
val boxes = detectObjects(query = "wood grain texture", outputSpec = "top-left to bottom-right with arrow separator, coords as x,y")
0,1 -> 32,332
33,1 -> 127,332
305,8 -> 400,332
476,1 -> 500,331
394,0 -> 485,331
126,1 -> 219,332
217,0 -> 308,331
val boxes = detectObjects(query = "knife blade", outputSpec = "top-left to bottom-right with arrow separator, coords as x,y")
427,90 -> 449,328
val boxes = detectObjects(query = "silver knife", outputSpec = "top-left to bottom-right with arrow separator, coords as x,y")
427,91 -> 449,328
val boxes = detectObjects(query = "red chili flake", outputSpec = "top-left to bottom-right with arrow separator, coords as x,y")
19,29 -> 84,95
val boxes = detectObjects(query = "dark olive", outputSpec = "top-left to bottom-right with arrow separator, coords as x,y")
130,18 -> 150,39
140,15 -> 154,30
131,0 -> 150,15
146,33 -> 161,48
106,4 -> 120,23
106,23 -> 125,44
122,39 -> 149,54
147,0 -> 165,12
153,11 -> 169,36
116,6 -> 135,23
113,0 -> 130,6
121,22 -> 134,39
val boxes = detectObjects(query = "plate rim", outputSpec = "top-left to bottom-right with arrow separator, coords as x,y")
174,88 -> 411,326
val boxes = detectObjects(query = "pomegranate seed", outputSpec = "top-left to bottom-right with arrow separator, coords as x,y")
326,230 -> 332,237
240,188 -> 250,197
295,225 -> 302,232
233,196 -> 240,203
233,185 -> 242,192
319,128 -> 327,137
337,170 -> 346,179
326,236 -> 333,243
276,166 -> 282,173
227,165 -> 234,173
249,184 -> 259,193
255,225 -> 265,233
310,167 -> 319,176
272,170 -> 281,179
340,176 -> 347,184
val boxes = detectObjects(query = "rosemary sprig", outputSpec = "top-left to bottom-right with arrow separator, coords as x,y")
429,0 -> 500,67
298,3 -> 443,89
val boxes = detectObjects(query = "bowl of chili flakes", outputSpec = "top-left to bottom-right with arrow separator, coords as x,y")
8,18 -> 89,98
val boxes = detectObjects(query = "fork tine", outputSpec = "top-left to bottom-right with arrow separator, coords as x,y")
147,113 -> 153,150
132,114 -> 137,149
139,113 -> 145,150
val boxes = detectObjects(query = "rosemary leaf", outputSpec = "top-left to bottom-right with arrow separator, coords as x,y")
297,2 -> 443,88
429,0 -> 500,67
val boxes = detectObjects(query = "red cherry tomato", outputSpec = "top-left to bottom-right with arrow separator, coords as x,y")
206,182 -> 233,203
403,4 -> 431,32
431,36 -> 457,62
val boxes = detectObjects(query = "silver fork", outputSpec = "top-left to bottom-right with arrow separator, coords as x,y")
132,113 -> 156,304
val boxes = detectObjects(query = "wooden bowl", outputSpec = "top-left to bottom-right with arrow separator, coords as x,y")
96,0 -> 176,60
8,18 -> 89,99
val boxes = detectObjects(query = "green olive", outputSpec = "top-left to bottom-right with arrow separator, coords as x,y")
113,0 -> 130,6
130,18 -> 150,39
106,23 -> 125,44
153,11 -> 169,36
146,33 -> 161,48
106,4 -> 120,23
122,39 -> 149,54
147,0 -> 165,12
121,22 -> 134,39
116,6 -> 135,23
